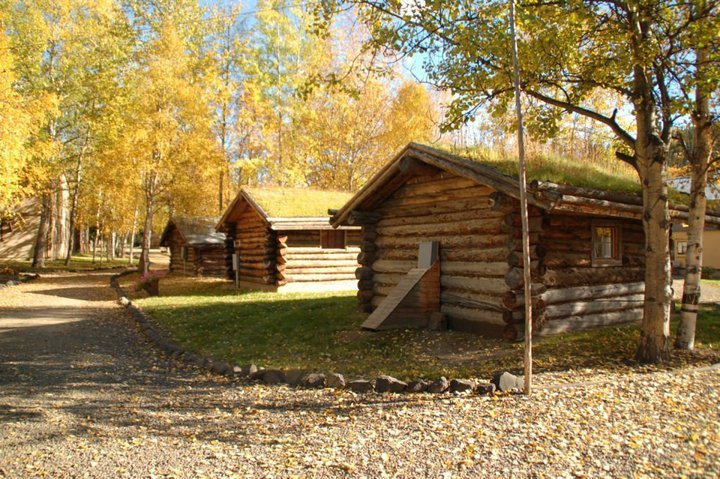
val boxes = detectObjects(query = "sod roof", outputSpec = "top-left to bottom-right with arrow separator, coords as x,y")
442,145 -> 642,195
243,187 -> 355,218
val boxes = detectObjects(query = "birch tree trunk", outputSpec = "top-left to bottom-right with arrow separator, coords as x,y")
31,192 -> 51,268
129,206 -> 138,265
634,59 -> 672,363
676,45 -> 713,350
140,171 -> 158,276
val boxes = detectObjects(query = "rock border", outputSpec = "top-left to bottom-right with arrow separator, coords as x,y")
109,272 -> 512,396
0,272 -> 40,289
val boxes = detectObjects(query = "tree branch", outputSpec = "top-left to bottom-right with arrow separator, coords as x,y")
525,89 -> 636,149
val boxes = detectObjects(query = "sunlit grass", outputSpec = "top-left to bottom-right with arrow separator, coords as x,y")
119,274 -> 720,380
1,254 -> 130,273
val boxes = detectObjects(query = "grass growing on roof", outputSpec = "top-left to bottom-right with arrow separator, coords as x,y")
244,187 -> 354,217
121,274 -> 720,380
447,145 -> 642,194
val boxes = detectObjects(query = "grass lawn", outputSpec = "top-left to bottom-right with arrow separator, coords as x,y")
2,254 -> 130,273
121,274 -> 720,381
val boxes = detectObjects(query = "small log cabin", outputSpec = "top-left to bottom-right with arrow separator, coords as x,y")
159,217 -> 226,277
216,187 -> 361,292
331,143 -> 720,338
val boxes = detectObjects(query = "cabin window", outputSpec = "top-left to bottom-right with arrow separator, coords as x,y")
676,241 -> 688,255
321,230 -> 346,249
592,222 -> 622,266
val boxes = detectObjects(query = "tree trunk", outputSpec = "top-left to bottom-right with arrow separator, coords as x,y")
676,45 -> 713,350
140,208 -> 153,275
31,192 -> 51,268
48,180 -> 57,260
633,58 -> 672,362
140,192 -> 154,276
129,206 -> 138,265
65,168 -> 82,266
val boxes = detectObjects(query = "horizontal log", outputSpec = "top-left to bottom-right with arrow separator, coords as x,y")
540,282 -> 645,305
357,252 -> 376,265
506,247 -> 546,266
382,185 -> 493,208
441,261 -> 509,277
371,260 -> 415,274
285,259 -> 359,269
543,252 -> 592,268
285,252 -> 360,261
347,211 -> 382,225
440,304 -> 506,326
544,296 -> 644,320
390,175 -> 481,198
378,198 -> 505,220
538,308 -> 643,335
286,272 -> 357,282
440,275 -> 508,295
505,265 -> 545,289
375,246 -> 510,263
355,267 -> 373,280
376,219 -> 505,237
376,233 -> 510,250
357,289 -> 374,301
543,267 -> 644,288
357,279 -> 374,290
441,290 -> 507,311
284,266 -> 357,275
376,207 -> 503,229
285,247 -> 360,254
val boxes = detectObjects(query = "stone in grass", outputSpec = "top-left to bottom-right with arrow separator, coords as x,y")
257,369 -> 286,385
475,383 -> 496,396
326,373 -> 345,389
211,361 -> 233,376
285,370 -> 307,387
406,380 -> 429,393
238,364 -> 258,377
427,377 -> 449,393
449,379 -> 475,393
302,373 -> 326,389
491,372 -> 524,392
347,379 -> 374,393
375,375 -> 407,393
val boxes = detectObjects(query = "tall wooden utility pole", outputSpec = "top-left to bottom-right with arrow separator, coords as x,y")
509,0 -> 533,395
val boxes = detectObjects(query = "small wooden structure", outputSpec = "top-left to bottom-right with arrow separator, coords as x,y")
332,143 -> 720,337
159,217 -> 226,277
0,198 -> 42,260
216,187 -> 361,292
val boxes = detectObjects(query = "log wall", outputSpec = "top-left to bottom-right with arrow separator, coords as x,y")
531,213 -> 646,336
358,170 -> 648,337
167,228 -> 225,277
276,230 -> 360,283
361,170 -> 514,334
233,207 -> 277,285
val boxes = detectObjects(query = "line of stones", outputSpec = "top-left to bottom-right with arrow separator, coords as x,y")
0,272 -> 39,289
109,271 -> 522,395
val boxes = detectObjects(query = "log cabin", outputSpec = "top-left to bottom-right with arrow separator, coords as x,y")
331,143 -> 720,338
216,187 -> 361,292
159,217 -> 226,277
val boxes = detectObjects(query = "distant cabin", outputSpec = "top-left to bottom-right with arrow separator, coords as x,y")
159,217 -> 226,277
0,198 -> 42,260
668,176 -> 720,270
331,143 -> 720,338
216,187 -> 361,292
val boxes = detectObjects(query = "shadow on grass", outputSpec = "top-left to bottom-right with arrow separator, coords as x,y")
137,289 -> 720,381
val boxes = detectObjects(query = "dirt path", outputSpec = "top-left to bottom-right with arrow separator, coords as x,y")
1,273 -> 718,478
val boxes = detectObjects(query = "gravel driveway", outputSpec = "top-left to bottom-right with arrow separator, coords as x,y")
0,272 -> 718,478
